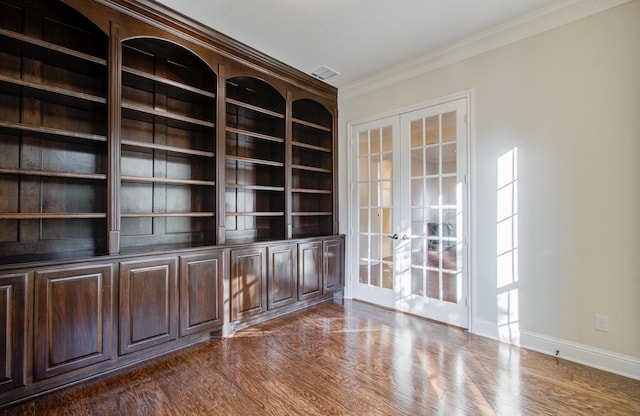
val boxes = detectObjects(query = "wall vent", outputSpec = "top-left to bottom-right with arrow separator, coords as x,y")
310,65 -> 339,81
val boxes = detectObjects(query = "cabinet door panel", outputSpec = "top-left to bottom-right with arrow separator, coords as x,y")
0,272 -> 27,393
119,258 -> 178,355
230,247 -> 266,321
323,237 -> 345,293
298,241 -> 322,301
268,244 -> 297,309
34,264 -> 114,380
180,251 -> 225,337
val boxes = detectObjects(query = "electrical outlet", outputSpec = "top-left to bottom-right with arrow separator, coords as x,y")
595,314 -> 609,332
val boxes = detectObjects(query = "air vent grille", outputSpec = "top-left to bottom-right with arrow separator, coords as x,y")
310,65 -> 339,81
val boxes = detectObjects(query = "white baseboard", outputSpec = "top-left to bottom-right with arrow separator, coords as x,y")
472,319 -> 640,380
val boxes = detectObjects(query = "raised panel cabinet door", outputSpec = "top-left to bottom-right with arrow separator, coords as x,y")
179,251 -> 225,337
298,241 -> 322,301
119,257 -> 178,355
0,272 -> 27,393
34,264 -> 114,380
230,247 -> 267,322
267,244 -> 297,310
323,237 -> 345,294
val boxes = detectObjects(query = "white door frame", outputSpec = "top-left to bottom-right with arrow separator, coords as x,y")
345,90 -> 473,330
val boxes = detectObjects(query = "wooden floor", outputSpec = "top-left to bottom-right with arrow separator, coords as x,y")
4,300 -> 640,415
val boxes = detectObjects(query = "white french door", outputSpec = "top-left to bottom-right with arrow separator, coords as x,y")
350,98 -> 469,328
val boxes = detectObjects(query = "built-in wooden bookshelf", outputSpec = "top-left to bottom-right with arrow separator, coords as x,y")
119,38 -> 217,250
224,77 -> 286,244
291,99 -> 334,238
0,0 -> 108,261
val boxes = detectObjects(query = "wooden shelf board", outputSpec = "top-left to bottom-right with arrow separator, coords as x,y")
225,155 -> 284,167
225,212 -> 285,217
121,176 -> 215,186
0,213 -> 106,220
121,212 -> 215,218
0,74 -> 106,107
292,117 -> 332,132
122,103 -> 215,128
122,66 -> 216,99
292,188 -> 332,194
0,28 -> 107,66
226,127 -> 284,144
227,98 -> 285,119
225,184 -> 284,191
0,168 -> 106,181
121,139 -> 214,158
292,141 -> 331,153
0,121 -> 107,143
291,164 -> 332,173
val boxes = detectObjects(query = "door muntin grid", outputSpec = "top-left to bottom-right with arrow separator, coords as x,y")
409,111 -> 463,304
358,125 -> 394,289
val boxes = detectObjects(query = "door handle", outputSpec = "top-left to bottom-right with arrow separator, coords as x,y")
387,234 -> 409,240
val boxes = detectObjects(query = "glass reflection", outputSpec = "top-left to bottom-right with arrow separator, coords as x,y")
358,131 -> 368,155
443,272 -> 457,303
425,115 -> 439,145
359,208 -> 369,232
442,111 -> 456,142
442,143 -> 456,174
410,119 -> 423,148
381,153 -> 393,179
412,237 -> 425,267
359,183 -> 368,207
370,128 -> 381,154
425,178 -> 438,207
425,146 -> 438,175
382,263 -> 393,289
359,260 -> 368,284
382,126 -> 393,152
426,269 -> 439,299
359,234 -> 369,258
411,149 -> 423,177
371,262 -> 381,287
380,180 -> 392,206
412,267 -> 424,295
381,208 -> 392,234
442,176 -> 457,206
411,178 -> 424,206
358,156 -> 369,181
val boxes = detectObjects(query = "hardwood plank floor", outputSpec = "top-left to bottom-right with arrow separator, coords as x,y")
4,300 -> 640,415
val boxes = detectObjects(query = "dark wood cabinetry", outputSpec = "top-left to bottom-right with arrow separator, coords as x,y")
119,38 -> 217,251
119,257 -> 178,355
230,247 -> 267,322
0,272 -> 26,394
33,264 -> 114,380
0,0 -> 341,408
224,77 -> 286,244
298,241 -> 323,301
179,250 -> 225,337
291,99 -> 336,238
0,0 -> 108,261
268,243 -> 297,310
324,237 -> 345,293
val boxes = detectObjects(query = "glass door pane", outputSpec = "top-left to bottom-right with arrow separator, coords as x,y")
357,125 -> 394,290
409,109 -> 462,304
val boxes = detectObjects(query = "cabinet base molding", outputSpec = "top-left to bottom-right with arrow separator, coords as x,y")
225,293 -> 336,336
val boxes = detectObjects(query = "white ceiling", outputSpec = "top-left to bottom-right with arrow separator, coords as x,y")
154,0 -> 558,87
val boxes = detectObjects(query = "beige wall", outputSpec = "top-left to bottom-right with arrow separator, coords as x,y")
338,1 -> 640,367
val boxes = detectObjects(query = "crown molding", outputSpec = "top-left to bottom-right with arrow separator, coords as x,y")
339,0 -> 632,102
